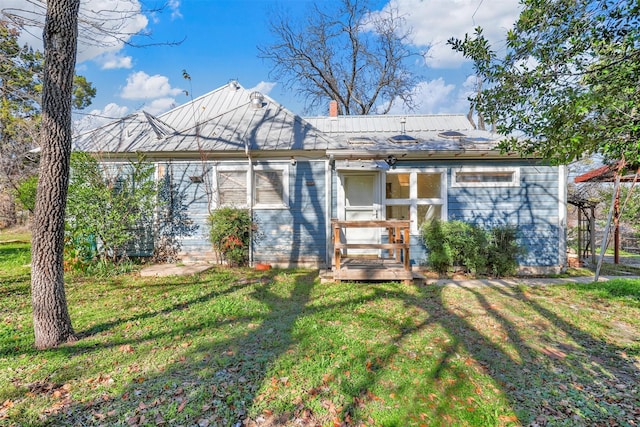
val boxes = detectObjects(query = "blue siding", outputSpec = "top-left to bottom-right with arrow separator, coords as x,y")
166,162 -> 211,254
446,161 -> 561,267
253,160 -> 328,267
115,157 -> 563,270
330,159 -> 563,269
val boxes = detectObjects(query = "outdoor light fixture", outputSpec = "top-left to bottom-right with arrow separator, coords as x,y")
385,155 -> 398,166
290,156 -> 297,166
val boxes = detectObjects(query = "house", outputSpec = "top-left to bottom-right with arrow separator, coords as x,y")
74,81 -> 567,274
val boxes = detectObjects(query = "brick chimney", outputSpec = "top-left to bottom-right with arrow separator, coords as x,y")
329,100 -> 338,117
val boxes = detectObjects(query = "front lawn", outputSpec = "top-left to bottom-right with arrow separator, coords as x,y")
1,242 -> 639,426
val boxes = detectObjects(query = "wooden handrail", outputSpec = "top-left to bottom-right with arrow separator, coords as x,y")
331,219 -> 411,271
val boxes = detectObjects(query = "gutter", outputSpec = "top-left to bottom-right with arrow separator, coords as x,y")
325,149 -> 523,160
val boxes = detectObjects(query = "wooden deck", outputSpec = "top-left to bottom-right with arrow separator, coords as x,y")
331,219 -> 414,284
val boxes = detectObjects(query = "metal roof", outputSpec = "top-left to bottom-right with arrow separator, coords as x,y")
305,114 -> 503,155
74,82 -> 340,154
74,82 -> 503,156
574,161 -> 640,183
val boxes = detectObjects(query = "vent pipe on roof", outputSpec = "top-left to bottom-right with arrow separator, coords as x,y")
329,100 -> 338,117
228,80 -> 239,90
400,117 -> 406,134
250,91 -> 264,109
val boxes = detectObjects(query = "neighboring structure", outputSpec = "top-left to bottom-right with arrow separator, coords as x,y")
74,81 -> 567,274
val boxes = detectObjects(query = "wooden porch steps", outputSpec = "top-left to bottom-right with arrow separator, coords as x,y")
330,219 -> 416,284
320,262 -> 425,285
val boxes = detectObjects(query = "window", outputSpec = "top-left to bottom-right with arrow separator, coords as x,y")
253,165 -> 289,208
452,167 -> 520,187
216,169 -> 248,207
385,170 -> 445,233
215,164 -> 289,208
386,173 -> 410,199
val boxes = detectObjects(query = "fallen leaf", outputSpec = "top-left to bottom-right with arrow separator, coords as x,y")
119,344 -> 134,353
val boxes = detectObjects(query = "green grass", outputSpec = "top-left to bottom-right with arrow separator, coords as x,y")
1,244 -> 639,426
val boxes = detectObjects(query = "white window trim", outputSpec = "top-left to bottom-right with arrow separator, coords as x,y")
212,165 -> 250,208
451,166 -> 520,188
384,168 -> 447,234
253,164 -> 289,209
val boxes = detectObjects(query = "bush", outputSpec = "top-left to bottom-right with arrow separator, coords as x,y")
421,219 -> 451,274
443,220 -> 487,274
209,207 -> 256,267
486,225 -> 523,277
65,152 -> 157,266
421,219 -> 524,277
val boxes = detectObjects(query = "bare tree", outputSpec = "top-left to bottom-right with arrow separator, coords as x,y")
259,0 -> 419,115
30,0 -> 79,349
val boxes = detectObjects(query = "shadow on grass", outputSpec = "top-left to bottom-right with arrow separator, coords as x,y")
39,269 -> 317,426
272,282 -> 640,425
21,273 -> 640,426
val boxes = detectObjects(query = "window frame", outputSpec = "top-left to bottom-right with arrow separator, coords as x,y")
384,168 -> 447,234
451,166 -> 520,188
213,166 -> 250,208
252,164 -> 289,209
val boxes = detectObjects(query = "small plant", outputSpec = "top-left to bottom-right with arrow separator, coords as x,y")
208,207 -> 257,267
442,220 -> 487,274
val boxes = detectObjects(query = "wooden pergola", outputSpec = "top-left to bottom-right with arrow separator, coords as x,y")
574,161 -> 639,265
567,194 -> 597,264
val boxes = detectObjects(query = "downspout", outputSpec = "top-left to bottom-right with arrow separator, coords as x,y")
326,155 -> 334,268
558,164 -> 567,271
245,142 -> 254,267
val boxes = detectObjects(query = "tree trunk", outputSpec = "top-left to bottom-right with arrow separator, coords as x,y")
31,0 -> 80,349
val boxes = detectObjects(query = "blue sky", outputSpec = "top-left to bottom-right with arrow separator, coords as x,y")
3,0 -> 522,131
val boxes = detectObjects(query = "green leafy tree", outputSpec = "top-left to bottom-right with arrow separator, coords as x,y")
0,19 -> 95,227
599,184 -> 640,236
66,152 -> 157,264
449,0 -> 640,165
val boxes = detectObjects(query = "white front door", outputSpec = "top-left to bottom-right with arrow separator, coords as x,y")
340,172 -> 381,256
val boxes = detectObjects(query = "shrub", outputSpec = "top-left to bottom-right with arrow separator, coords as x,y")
421,219 -> 524,277
65,152 -> 157,265
209,207 -> 256,267
421,219 -> 451,274
486,225 -> 523,277
442,220 -> 487,274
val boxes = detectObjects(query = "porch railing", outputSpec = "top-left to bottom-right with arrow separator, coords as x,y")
331,219 -> 411,272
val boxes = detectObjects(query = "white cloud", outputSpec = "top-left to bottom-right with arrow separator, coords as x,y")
384,77 -> 475,114
250,81 -> 277,96
377,0 -> 521,68
167,0 -> 182,19
143,97 -> 177,115
120,71 -> 182,100
95,52 -> 133,70
73,102 -> 130,134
